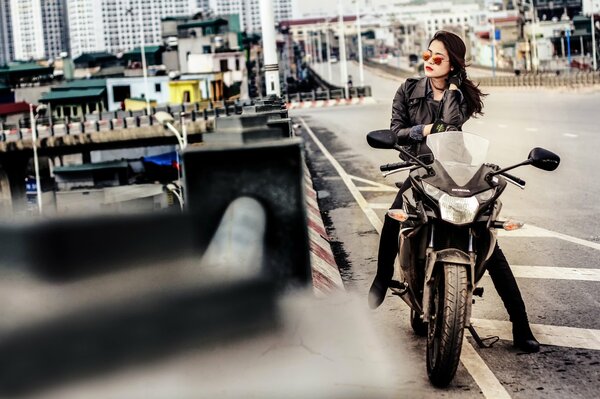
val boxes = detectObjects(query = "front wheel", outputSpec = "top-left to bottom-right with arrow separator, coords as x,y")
426,263 -> 468,387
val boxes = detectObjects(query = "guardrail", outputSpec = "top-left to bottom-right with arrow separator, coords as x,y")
475,72 -> 600,87
1,100 -> 248,142
0,95 -> 312,395
285,86 -> 372,103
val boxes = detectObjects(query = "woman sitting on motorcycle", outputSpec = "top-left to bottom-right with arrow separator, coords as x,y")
368,30 -> 540,353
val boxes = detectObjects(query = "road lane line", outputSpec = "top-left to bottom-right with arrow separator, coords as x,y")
300,117 -> 506,398
357,186 -> 397,192
348,174 -> 396,189
471,319 -> 600,351
509,265 -> 600,282
564,133 -> 579,138
498,124 -> 508,128
461,338 -> 512,399
525,127 -> 539,132
498,224 -> 600,251
300,118 -> 383,233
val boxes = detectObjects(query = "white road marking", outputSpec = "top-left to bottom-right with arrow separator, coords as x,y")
348,174 -> 395,189
301,117 -> 505,398
497,124 -> 508,128
461,338 -> 512,399
300,118 -> 383,234
471,319 -> 600,351
525,127 -> 538,132
564,133 -> 579,138
356,186 -> 398,192
509,265 -> 600,282
498,224 -> 600,251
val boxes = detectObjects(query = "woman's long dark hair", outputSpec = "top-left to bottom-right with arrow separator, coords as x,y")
430,31 -> 487,118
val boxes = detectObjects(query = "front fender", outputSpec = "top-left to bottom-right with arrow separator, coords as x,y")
422,248 -> 476,323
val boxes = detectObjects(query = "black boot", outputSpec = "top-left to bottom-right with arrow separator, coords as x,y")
486,245 -> 540,352
368,215 -> 401,309
512,319 -> 540,353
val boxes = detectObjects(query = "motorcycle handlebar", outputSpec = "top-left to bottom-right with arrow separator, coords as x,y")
380,162 -> 411,172
500,172 -> 526,187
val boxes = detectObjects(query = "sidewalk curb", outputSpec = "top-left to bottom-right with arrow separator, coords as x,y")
288,97 -> 376,110
304,166 -> 345,296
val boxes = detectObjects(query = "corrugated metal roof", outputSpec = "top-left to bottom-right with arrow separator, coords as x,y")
0,101 -> 32,116
40,88 -> 106,102
54,160 -> 129,174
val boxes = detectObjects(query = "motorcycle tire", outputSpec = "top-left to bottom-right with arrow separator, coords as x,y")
426,263 -> 468,387
410,309 -> 427,337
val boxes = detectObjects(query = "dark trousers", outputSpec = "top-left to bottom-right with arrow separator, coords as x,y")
376,189 -> 529,323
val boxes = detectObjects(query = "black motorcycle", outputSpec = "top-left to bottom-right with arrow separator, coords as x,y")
366,130 -> 560,387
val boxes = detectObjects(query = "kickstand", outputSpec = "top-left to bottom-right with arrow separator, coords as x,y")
467,325 -> 499,348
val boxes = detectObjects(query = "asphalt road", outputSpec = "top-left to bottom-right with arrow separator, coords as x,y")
292,63 -> 600,398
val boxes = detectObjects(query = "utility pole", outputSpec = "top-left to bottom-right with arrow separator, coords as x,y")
137,2 -> 151,116
355,0 -> 364,86
592,1 -> 598,71
326,19 -> 333,81
259,0 -> 281,96
338,0 -> 349,99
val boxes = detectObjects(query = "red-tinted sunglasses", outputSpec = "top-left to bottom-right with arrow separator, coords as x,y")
422,50 -> 448,65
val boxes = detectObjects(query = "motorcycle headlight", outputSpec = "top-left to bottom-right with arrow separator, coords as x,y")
439,194 -> 479,224
423,182 -> 443,200
475,189 -> 495,203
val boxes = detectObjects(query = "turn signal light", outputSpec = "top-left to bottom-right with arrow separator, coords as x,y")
503,220 -> 524,231
387,209 -> 409,222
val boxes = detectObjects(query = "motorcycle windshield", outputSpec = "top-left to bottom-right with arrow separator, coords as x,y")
426,132 -> 490,187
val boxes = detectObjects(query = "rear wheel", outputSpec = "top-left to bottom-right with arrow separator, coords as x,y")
410,309 -> 427,337
426,263 -> 468,387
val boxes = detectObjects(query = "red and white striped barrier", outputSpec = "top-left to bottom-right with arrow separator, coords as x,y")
287,97 -> 376,110
304,166 -> 345,296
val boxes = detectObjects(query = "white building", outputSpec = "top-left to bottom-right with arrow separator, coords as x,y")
207,0 -> 293,33
0,0 -> 13,64
67,0 -> 197,57
10,0 -> 45,60
42,0 -> 69,59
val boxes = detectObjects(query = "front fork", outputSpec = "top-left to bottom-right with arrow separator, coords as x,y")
421,225 -> 476,326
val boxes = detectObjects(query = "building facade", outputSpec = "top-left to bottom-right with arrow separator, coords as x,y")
67,0 -> 197,57
0,0 -> 13,65
207,0 -> 293,32
10,0 -> 45,60
42,0 -> 70,59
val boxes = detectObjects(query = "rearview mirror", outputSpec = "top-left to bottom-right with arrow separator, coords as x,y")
528,147 -> 560,171
366,130 -> 396,149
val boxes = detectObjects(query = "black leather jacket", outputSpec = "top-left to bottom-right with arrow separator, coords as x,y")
390,77 -> 468,156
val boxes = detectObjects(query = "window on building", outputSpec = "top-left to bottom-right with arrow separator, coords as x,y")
220,59 -> 229,72
235,58 -> 240,71
155,83 -> 161,92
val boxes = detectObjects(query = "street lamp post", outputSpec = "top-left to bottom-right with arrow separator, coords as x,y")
355,0 -> 364,86
326,19 -> 333,81
29,104 -> 46,215
592,1 -> 598,71
127,3 -> 151,116
338,0 -> 349,99
155,111 -> 187,209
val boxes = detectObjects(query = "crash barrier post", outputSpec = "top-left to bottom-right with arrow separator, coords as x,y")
207,97 -> 291,144
0,196 -> 279,395
183,137 -> 311,287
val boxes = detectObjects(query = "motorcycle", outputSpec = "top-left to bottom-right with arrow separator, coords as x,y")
366,130 -> 560,387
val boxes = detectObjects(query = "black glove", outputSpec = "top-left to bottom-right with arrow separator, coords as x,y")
484,163 -> 500,171
431,119 -> 448,134
448,68 -> 467,87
